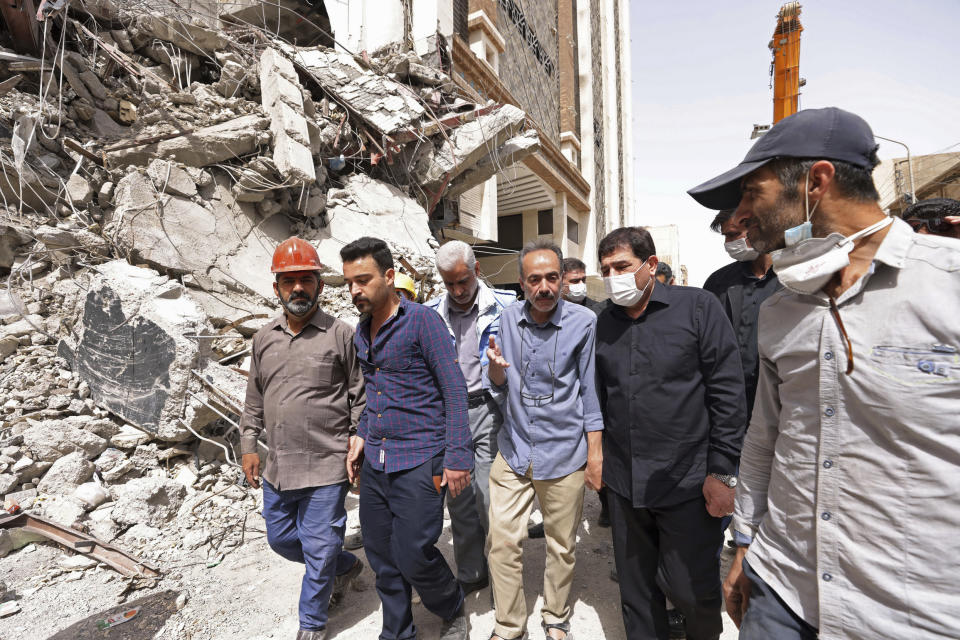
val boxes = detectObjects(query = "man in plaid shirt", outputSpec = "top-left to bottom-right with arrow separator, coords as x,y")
341,237 -> 473,640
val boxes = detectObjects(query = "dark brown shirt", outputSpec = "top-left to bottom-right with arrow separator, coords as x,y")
240,310 -> 365,490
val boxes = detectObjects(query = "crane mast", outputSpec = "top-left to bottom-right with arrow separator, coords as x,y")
769,2 -> 803,123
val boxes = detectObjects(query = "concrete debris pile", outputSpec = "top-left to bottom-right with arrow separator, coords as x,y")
0,0 -> 538,601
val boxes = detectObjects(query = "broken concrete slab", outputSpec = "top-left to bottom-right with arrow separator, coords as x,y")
446,130 -> 541,198
306,174 -> 436,276
57,261 -> 213,441
34,225 -> 109,256
287,46 -> 426,135
260,48 -> 315,185
146,159 -> 197,198
416,103 -> 527,191
108,114 -> 270,168
273,130 -> 316,184
21,419 -> 108,463
37,451 -> 94,494
111,476 -> 186,527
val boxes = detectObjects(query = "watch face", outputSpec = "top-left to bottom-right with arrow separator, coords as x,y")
728,477 -> 738,488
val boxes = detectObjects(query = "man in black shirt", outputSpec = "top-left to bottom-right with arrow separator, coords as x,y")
702,209 -> 781,422
594,227 -> 747,640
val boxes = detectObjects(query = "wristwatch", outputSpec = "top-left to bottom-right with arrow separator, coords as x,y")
710,473 -> 738,488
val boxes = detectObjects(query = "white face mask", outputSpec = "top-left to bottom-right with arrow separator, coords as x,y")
783,172 -> 821,246
565,281 -> 587,302
771,217 -> 893,295
604,260 -> 653,307
724,237 -> 760,262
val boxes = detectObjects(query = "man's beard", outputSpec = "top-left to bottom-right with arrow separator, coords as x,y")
748,189 -> 804,254
282,291 -> 316,316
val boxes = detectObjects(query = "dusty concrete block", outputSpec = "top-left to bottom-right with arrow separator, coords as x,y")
111,477 -> 186,527
34,225 -> 109,256
87,518 -> 120,542
109,114 -> 269,168
0,336 -> 17,363
41,495 -> 87,528
65,174 -> 94,206
58,554 -> 98,571
111,424 -> 152,448
268,100 -> 311,148
260,48 -> 297,83
74,482 -> 109,510
273,131 -> 316,184
21,420 -> 108,463
146,159 -> 197,198
0,473 -> 18,495
56,261 -> 212,441
37,452 -> 94,494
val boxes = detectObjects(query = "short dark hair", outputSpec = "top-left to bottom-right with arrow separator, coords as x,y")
519,238 -> 563,277
598,227 -> 656,262
902,198 -> 960,220
339,236 -> 393,273
710,209 -> 735,233
656,262 -> 673,280
562,257 -> 586,273
768,154 -> 880,203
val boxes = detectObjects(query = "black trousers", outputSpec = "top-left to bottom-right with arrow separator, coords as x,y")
609,489 -> 724,640
360,455 -> 464,640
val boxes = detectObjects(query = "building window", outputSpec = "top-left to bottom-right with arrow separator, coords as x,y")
567,217 -> 579,244
498,214 -> 524,250
538,209 -> 553,235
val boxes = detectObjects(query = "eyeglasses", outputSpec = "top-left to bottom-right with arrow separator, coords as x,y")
905,217 -> 952,235
519,324 -> 559,407
829,298 -> 854,375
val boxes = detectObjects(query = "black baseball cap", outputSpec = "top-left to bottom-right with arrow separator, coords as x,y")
687,107 -> 878,210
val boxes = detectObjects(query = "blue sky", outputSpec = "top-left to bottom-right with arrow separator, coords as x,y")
629,0 -> 960,285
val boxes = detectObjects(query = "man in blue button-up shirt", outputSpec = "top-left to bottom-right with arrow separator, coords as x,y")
341,237 -> 472,640
485,239 -> 604,640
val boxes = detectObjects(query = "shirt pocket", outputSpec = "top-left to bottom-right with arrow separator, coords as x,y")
295,354 -> 335,386
867,345 -> 960,386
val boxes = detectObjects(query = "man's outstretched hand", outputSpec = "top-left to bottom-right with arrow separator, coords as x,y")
486,335 -> 510,386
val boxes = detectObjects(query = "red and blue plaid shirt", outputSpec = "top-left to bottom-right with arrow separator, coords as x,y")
355,296 -> 472,472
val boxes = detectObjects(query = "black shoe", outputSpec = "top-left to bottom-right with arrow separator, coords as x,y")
667,608 -> 685,639
527,522 -> 545,539
459,575 -> 489,595
343,532 -> 363,551
329,558 -> 363,608
439,611 -> 468,640
295,630 -> 327,640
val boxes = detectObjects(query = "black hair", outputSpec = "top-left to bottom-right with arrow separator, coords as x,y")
562,257 -> 587,273
598,226 -> 657,262
768,153 -> 881,203
710,209 -> 735,233
339,236 -> 394,274
656,262 -> 673,279
518,238 -> 563,277
902,198 -> 960,220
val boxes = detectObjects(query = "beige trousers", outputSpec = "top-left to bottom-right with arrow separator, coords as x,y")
487,452 -> 585,638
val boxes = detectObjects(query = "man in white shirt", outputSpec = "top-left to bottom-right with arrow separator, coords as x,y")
688,107 -> 960,639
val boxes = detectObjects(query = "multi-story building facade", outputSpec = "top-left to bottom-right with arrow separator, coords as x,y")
449,0 -> 635,287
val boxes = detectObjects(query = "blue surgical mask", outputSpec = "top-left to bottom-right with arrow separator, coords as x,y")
784,172 -> 820,247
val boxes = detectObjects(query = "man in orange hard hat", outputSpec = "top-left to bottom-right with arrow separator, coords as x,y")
240,237 -> 367,640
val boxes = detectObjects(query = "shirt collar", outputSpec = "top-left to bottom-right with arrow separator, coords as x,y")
521,297 -> 564,328
273,308 -> 332,333
872,217 -> 914,269
738,260 -> 775,282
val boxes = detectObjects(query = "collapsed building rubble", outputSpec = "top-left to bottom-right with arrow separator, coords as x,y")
0,0 -> 540,626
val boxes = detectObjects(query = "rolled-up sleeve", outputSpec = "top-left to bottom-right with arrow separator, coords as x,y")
421,310 -> 472,471
697,295 -> 748,475
734,351 -> 781,539
577,316 -> 604,433
239,335 -> 264,455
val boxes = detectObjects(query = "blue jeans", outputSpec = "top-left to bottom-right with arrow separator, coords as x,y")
360,454 -> 464,640
261,480 -> 357,632
740,558 -> 818,640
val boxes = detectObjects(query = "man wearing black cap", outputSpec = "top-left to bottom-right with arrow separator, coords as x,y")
689,107 -> 960,639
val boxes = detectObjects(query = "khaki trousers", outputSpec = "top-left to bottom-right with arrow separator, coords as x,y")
487,452 -> 585,638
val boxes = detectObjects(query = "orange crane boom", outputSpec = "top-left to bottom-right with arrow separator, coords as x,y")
769,2 -> 803,123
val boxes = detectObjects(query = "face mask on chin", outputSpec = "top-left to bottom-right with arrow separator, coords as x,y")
566,281 -> 587,302
603,260 -> 653,307
724,237 -> 760,262
771,217 -> 893,295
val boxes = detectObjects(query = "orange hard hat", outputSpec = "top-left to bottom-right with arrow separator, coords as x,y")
271,237 -> 323,273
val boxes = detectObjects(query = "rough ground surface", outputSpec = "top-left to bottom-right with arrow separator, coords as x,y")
0,491 -> 739,639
